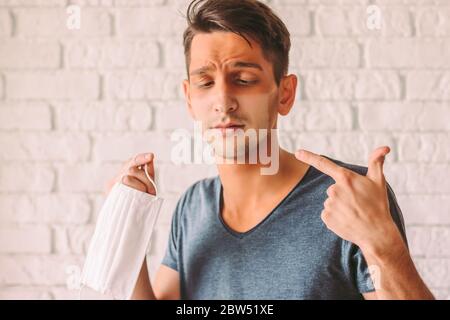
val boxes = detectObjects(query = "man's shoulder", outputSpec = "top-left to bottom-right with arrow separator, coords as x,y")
186,175 -> 219,196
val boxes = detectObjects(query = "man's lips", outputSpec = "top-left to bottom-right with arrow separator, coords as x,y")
213,123 -> 245,129
209,123 -> 245,136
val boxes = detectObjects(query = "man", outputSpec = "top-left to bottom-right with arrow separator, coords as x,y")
109,0 -> 434,299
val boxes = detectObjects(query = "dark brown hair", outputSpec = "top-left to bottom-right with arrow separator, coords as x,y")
183,0 -> 291,86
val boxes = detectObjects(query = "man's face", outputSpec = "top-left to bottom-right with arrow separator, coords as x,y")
183,31 -> 284,160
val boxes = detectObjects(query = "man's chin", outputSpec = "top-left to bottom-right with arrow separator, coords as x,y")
202,127 -> 271,160
211,139 -> 263,163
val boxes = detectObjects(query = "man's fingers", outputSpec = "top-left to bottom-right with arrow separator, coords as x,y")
295,149 -> 347,181
106,152 -> 156,195
125,152 -> 154,169
122,152 -> 155,182
127,166 -> 156,195
121,175 -> 147,193
367,146 -> 390,183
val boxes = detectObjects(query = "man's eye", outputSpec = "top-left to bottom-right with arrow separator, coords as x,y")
199,81 -> 214,88
236,79 -> 257,85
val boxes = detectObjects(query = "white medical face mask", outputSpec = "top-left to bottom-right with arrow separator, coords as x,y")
79,165 -> 163,300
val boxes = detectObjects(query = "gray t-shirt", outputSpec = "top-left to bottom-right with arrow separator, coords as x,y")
161,155 -> 408,300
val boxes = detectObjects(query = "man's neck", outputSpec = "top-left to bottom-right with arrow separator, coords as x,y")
217,147 -> 308,217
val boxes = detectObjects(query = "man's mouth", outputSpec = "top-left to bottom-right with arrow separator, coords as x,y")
211,123 -> 245,136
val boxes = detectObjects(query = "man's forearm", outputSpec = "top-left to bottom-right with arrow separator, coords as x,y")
131,257 -> 157,300
361,229 -> 435,300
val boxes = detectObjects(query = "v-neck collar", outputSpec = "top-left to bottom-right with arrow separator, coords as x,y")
216,164 -> 314,239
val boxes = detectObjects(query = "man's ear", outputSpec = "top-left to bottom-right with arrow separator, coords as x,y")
183,79 -> 196,119
277,74 -> 297,116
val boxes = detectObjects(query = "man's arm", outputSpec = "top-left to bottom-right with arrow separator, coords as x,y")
131,258 -> 180,300
360,227 -> 434,300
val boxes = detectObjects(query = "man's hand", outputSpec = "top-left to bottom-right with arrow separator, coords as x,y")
295,146 -> 403,255
295,147 -> 435,299
105,152 -> 157,196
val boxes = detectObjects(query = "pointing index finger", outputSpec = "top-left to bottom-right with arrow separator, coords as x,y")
295,150 -> 347,181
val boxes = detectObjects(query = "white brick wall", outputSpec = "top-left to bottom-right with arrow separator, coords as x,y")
0,0 -> 449,300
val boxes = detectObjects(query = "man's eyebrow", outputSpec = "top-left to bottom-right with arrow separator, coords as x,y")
190,65 -> 213,76
189,61 -> 263,76
232,61 -> 263,71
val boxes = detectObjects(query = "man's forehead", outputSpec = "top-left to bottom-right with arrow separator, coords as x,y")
190,61 -> 264,76
189,32 -> 267,70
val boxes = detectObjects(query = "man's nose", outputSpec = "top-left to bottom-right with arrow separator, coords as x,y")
212,83 -> 238,114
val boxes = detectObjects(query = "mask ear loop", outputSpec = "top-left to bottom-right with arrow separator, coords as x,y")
143,163 -> 159,259
143,163 -> 158,197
